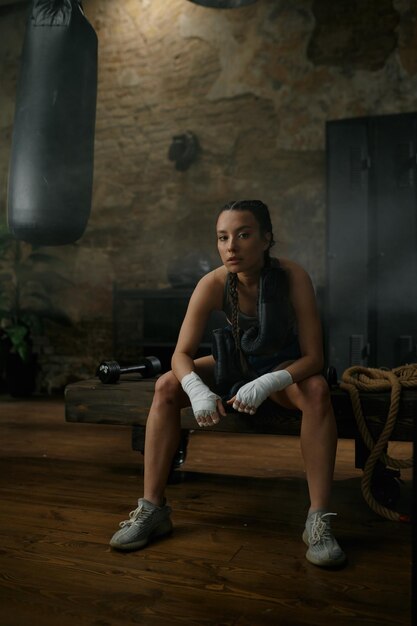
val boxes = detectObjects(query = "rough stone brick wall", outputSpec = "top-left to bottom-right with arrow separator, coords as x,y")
0,0 -> 416,391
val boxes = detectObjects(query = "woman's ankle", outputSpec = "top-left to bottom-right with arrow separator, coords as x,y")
144,494 -> 165,508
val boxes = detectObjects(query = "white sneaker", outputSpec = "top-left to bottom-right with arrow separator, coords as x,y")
302,511 -> 346,567
110,498 -> 172,551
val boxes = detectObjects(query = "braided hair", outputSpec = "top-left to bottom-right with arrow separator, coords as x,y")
218,200 -> 276,354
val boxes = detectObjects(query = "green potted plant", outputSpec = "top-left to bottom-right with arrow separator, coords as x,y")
0,221 -> 72,396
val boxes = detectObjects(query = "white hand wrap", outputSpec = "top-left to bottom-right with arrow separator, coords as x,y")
181,371 -> 220,419
233,370 -> 293,414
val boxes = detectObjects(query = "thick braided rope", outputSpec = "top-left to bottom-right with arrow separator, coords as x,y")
340,364 -> 415,522
229,272 -> 240,350
229,272 -> 248,374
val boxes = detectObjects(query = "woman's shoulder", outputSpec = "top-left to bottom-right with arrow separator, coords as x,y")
192,265 -> 227,309
197,265 -> 228,286
275,257 -> 310,279
275,258 -> 315,305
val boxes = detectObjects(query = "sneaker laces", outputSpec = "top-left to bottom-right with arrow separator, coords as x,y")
119,502 -> 151,529
309,512 -> 337,545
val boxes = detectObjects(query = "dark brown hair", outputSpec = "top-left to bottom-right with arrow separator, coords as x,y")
218,200 -> 275,354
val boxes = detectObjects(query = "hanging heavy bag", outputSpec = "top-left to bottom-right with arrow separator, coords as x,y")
7,0 -> 98,246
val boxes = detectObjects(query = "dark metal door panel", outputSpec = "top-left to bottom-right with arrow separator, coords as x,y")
372,114 -> 417,368
326,120 -> 370,376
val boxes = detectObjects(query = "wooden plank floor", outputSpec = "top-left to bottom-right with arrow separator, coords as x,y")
0,395 -> 413,626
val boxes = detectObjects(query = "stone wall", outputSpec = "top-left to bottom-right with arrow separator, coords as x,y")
0,0 -> 416,391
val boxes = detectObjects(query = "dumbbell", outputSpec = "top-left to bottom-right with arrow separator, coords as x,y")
97,356 -> 161,384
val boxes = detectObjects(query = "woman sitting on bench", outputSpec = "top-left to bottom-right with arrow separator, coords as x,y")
110,199 -> 346,568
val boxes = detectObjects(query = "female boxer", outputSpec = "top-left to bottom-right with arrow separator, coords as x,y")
110,200 -> 346,568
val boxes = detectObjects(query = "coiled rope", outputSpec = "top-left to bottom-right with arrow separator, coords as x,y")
340,364 -> 416,522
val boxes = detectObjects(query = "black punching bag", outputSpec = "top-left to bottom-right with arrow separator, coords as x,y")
8,0 -> 97,245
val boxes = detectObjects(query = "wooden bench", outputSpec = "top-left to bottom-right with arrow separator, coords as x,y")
64,376 -> 415,471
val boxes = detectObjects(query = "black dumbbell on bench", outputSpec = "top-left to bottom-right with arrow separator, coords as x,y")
97,356 -> 162,384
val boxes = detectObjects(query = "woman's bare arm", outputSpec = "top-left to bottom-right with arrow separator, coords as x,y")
281,259 -> 324,383
171,269 -> 223,382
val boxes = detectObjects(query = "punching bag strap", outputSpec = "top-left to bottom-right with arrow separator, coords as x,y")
32,0 -> 82,26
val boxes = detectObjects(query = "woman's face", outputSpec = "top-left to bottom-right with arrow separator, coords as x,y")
216,210 -> 271,274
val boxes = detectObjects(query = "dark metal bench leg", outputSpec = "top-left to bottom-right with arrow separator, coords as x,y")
354,435 -> 402,507
354,435 -> 368,469
131,425 -> 146,454
131,425 -> 190,483
168,430 -> 190,484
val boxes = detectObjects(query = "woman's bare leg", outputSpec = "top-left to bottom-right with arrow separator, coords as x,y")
143,355 -> 216,506
271,374 -> 338,512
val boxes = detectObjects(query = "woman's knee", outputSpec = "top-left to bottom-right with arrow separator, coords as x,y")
154,371 -> 183,404
296,375 -> 331,410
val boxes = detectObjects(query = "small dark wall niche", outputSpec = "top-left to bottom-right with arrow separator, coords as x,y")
168,131 -> 199,171
308,0 -> 399,71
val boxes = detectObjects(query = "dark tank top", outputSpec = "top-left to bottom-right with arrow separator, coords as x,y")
222,258 -> 299,357
222,277 -> 258,331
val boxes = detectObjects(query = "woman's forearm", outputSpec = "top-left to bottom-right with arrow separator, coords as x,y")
171,350 -> 197,383
285,354 -> 324,383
